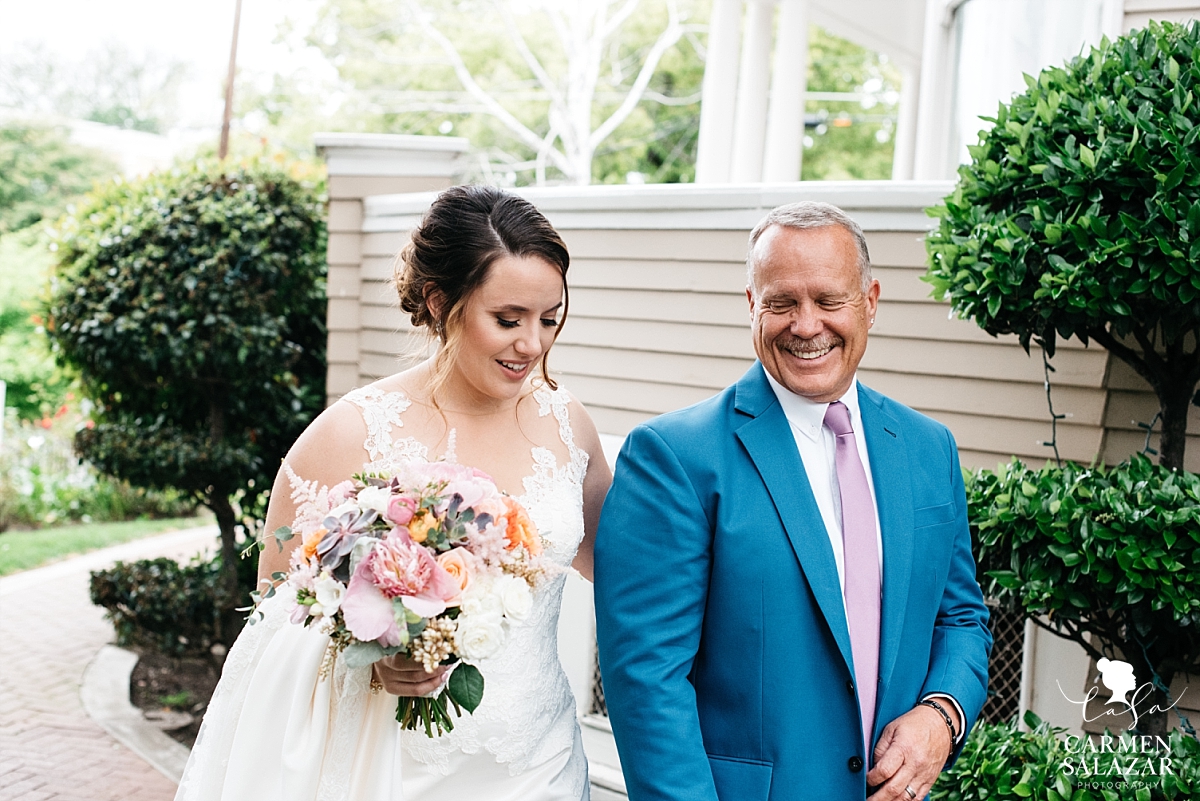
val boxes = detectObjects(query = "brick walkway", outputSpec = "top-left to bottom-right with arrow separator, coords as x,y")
0,526 -> 217,801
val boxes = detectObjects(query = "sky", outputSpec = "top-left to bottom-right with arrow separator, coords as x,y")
0,0 -> 330,134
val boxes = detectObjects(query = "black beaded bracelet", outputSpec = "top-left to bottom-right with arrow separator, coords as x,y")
919,698 -> 958,746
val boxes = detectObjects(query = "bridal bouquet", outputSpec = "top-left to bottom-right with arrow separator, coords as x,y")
268,462 -> 548,736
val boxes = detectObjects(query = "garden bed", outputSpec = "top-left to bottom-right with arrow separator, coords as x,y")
128,646 -> 221,749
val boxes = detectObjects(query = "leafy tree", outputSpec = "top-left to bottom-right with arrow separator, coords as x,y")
298,0 -> 694,185
926,21 -> 1200,469
801,27 -> 903,181
0,123 -> 116,419
0,123 -> 116,235
47,159 -> 327,608
269,2 -> 900,184
0,42 -> 186,134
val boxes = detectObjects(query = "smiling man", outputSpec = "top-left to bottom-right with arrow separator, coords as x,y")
595,202 -> 993,800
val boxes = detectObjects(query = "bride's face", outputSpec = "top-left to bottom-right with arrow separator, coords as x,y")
449,253 -> 564,403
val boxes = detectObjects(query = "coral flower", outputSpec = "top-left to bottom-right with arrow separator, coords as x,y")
301,528 -> 327,561
501,497 -> 541,555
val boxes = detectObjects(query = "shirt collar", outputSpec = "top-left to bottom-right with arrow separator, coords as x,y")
764,370 -> 861,443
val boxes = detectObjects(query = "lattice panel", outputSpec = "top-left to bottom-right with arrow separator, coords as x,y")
590,645 -> 607,716
981,603 -> 1026,725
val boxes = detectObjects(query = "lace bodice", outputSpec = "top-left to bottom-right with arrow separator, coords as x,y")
340,383 -> 590,780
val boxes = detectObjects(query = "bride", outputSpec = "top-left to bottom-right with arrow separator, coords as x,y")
175,185 -> 612,801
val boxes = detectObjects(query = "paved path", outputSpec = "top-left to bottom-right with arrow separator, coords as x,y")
0,526 -> 218,801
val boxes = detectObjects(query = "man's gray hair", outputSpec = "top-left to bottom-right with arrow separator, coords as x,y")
746,201 -> 873,293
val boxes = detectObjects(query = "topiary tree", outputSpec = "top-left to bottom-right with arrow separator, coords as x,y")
47,158 -> 327,611
926,20 -> 1200,471
927,21 -> 1200,737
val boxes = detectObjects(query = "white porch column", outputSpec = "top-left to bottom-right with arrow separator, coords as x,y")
730,0 -> 775,182
695,0 -> 744,183
891,65 -> 920,180
762,0 -> 808,182
912,0 -> 958,180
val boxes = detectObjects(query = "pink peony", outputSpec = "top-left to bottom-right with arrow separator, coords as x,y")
341,560 -> 403,646
421,464 -> 499,509
347,532 -> 462,624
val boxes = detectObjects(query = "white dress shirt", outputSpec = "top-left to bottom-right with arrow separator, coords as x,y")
764,371 -> 966,746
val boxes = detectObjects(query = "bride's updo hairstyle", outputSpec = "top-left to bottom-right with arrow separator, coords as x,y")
395,185 -> 570,395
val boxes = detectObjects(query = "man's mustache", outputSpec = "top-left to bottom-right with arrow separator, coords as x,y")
776,335 -> 843,356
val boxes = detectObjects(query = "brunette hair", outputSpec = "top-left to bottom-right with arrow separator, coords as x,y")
395,185 -> 570,394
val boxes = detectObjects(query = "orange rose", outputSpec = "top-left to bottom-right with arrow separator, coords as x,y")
301,528 -> 327,561
436,548 -> 474,595
408,511 -> 436,543
501,497 -> 542,556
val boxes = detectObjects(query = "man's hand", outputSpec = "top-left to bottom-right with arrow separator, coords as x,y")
866,705 -> 953,799
372,653 -> 448,696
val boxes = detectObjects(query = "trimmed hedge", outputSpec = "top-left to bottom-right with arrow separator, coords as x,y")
89,551 -> 258,657
969,454 -> 1200,723
933,714 -> 1200,801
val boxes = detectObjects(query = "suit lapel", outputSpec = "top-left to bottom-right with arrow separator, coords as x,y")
734,365 -> 854,676
858,384 -> 914,693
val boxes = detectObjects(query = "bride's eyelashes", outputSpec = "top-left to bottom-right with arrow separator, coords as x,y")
495,317 -> 560,329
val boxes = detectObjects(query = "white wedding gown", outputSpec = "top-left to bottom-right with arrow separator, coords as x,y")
175,385 -> 591,801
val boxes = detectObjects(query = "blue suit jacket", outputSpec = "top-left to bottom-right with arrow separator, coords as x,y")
594,363 -> 992,800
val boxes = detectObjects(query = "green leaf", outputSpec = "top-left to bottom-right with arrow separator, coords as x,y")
447,663 -> 485,713
1079,144 -> 1096,169
1163,159 -> 1188,190
342,641 -> 386,670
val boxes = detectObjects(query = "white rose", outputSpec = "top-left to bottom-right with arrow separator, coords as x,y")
329,500 -> 360,519
355,486 -> 392,516
495,574 -> 533,624
314,572 -> 345,615
454,614 -> 507,662
460,578 -> 503,618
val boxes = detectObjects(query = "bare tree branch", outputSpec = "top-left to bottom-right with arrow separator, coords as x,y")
589,0 -> 682,148
602,0 -> 645,40
405,0 -> 569,174
496,1 -> 567,111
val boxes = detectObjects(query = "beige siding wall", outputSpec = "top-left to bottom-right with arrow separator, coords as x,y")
315,133 -> 468,404
347,183 -> 1195,472
1125,0 -> 1200,29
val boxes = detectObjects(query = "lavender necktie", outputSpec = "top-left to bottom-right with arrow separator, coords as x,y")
823,400 -> 881,756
